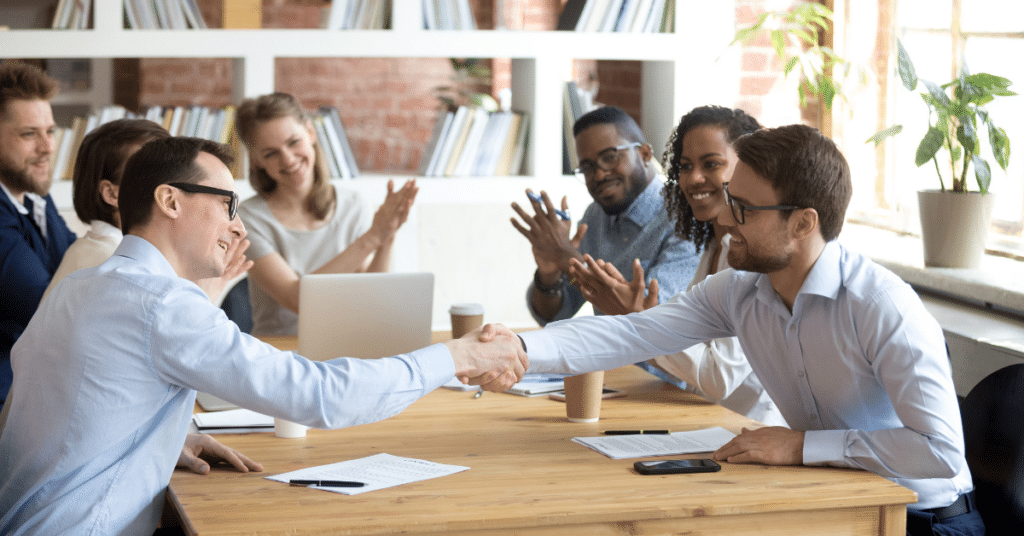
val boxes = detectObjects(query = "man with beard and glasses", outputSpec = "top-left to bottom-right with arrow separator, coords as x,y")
513,124 -> 982,535
0,63 -> 77,407
510,106 -> 698,330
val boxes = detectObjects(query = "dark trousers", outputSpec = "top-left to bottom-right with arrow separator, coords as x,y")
907,508 -> 985,536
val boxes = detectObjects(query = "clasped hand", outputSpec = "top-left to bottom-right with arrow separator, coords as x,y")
569,254 -> 659,315
447,323 -> 529,393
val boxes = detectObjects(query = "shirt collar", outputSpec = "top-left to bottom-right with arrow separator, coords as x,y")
619,175 -> 665,227
752,240 -> 844,308
115,234 -> 181,280
0,181 -> 29,215
89,219 -> 123,239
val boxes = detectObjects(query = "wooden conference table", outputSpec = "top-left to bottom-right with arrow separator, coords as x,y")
166,334 -> 916,536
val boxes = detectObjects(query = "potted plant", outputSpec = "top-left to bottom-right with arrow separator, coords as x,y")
869,40 -> 1016,268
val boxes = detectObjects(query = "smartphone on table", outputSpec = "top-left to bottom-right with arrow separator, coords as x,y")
634,459 -> 721,475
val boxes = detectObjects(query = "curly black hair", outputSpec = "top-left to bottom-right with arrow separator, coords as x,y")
662,106 -> 762,253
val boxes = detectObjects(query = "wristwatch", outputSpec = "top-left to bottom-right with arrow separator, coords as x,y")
533,269 -> 566,296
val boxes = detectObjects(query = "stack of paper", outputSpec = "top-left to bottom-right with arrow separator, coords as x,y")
192,408 -> 274,434
505,373 -> 567,397
573,426 -> 737,459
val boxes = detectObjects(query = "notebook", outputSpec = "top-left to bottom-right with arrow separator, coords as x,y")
297,272 -> 434,361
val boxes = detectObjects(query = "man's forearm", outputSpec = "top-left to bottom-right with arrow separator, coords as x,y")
529,268 -> 566,321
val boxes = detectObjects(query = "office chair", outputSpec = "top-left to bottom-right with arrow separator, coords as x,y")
960,363 -> 1024,531
218,276 -> 253,334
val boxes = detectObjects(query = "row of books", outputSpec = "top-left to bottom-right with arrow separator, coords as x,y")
52,0 -> 92,29
324,0 -> 390,30
311,107 -> 360,179
422,0 -> 476,30
419,107 -> 529,177
124,0 -> 208,30
557,0 -> 675,33
562,81 -> 597,174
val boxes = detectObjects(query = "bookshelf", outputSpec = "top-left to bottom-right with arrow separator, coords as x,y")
0,0 -> 739,328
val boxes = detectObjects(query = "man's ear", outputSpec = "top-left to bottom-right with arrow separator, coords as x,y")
153,184 -> 181,220
791,207 -> 819,241
98,180 -> 119,209
637,142 -> 654,164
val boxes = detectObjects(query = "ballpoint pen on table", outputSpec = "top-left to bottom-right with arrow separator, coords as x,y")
289,479 -> 365,487
603,430 -> 671,435
474,389 -> 483,398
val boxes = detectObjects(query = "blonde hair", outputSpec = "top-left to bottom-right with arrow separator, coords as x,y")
235,92 -> 335,220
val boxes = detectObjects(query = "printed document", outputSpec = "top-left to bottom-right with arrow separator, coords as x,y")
267,453 -> 470,495
573,427 -> 737,459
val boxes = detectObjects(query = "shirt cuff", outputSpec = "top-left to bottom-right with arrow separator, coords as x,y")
518,329 -> 561,374
802,429 -> 848,466
410,343 -> 458,390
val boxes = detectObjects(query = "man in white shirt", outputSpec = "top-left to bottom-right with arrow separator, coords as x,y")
0,136 -> 527,535
517,124 -> 983,535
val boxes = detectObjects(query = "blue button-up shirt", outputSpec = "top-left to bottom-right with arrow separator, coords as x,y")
0,235 -> 455,535
528,178 -> 699,324
522,240 -> 972,509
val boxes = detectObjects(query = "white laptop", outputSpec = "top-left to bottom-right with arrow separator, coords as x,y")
297,272 -> 434,361
196,272 -> 434,412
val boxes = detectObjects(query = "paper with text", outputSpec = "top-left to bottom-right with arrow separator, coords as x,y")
573,427 -> 737,459
267,453 -> 470,495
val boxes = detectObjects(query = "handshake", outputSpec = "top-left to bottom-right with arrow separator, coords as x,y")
444,324 -> 529,392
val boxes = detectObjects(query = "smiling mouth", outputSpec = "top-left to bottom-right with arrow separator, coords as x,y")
591,178 -> 620,196
690,191 -> 715,201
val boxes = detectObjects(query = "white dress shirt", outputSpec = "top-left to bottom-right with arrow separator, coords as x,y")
521,240 -> 972,509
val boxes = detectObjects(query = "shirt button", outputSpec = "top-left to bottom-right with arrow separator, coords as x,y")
808,414 -> 817,421
797,371 -> 805,378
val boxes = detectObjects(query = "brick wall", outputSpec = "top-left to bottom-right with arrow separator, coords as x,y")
135,1 -> 812,174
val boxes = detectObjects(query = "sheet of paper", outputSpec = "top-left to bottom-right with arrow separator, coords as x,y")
440,377 -> 477,391
505,373 -> 566,396
266,453 -> 470,495
572,426 -> 737,459
192,408 -> 273,430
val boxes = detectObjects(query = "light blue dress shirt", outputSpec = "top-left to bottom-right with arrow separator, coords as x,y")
521,240 -> 972,509
0,235 -> 455,535
526,178 -> 699,324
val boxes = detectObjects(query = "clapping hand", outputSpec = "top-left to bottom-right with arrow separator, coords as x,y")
569,254 -> 659,315
510,189 -> 587,275
370,178 -> 419,244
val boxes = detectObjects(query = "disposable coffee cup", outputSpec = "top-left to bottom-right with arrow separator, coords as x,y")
564,370 -> 605,423
274,418 -> 308,438
449,303 -> 485,339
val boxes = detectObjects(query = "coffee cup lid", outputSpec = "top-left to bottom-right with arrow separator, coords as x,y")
449,303 -> 484,315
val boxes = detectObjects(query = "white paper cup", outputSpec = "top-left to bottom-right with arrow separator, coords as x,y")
274,418 -> 308,438
449,303 -> 485,339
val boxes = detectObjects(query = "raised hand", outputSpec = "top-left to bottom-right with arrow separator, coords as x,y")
370,178 -> 419,244
196,238 -> 254,302
510,189 -> 587,275
178,433 -> 264,475
446,323 -> 528,392
569,254 -> 659,315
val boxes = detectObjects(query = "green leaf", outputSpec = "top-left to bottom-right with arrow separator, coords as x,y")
866,125 -> 903,145
989,122 -> 1011,170
916,127 -> 945,167
972,155 -> 992,193
921,80 -> 950,109
783,56 -> 800,76
771,30 -> 786,59
820,77 -> 837,110
958,121 -> 978,154
896,40 -> 918,91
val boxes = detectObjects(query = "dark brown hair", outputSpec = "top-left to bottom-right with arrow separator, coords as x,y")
733,124 -> 852,241
235,92 -> 335,220
119,137 -> 235,235
72,119 -> 169,226
663,106 -> 762,252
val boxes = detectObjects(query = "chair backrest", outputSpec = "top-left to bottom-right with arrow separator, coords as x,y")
219,277 -> 253,334
961,363 -> 1024,530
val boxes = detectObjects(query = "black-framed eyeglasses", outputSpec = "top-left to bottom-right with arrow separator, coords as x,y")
723,182 -> 801,225
168,182 -> 238,220
573,142 -> 642,179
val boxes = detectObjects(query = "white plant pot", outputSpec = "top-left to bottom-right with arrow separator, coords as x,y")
917,190 -> 994,269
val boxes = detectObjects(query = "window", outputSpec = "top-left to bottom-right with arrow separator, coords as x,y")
838,0 -> 1024,257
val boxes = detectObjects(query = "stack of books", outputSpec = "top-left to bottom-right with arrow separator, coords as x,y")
556,0 -> 675,33
562,81 -> 597,174
311,107 -> 360,179
422,0 -> 476,30
419,107 -> 529,177
324,0 -> 390,30
51,0 -> 92,29
124,0 -> 208,30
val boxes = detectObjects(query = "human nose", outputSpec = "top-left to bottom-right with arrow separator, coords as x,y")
38,131 -> 54,156
230,217 -> 246,239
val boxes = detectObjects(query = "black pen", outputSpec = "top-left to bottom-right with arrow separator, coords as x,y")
603,430 -> 671,435
289,479 -> 365,487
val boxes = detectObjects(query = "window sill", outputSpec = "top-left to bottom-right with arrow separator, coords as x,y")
840,223 -> 1024,316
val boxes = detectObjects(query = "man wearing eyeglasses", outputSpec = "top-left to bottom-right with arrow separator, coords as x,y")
0,64 -> 78,409
0,137 -> 529,535
514,124 -> 982,535
511,106 -> 699,330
